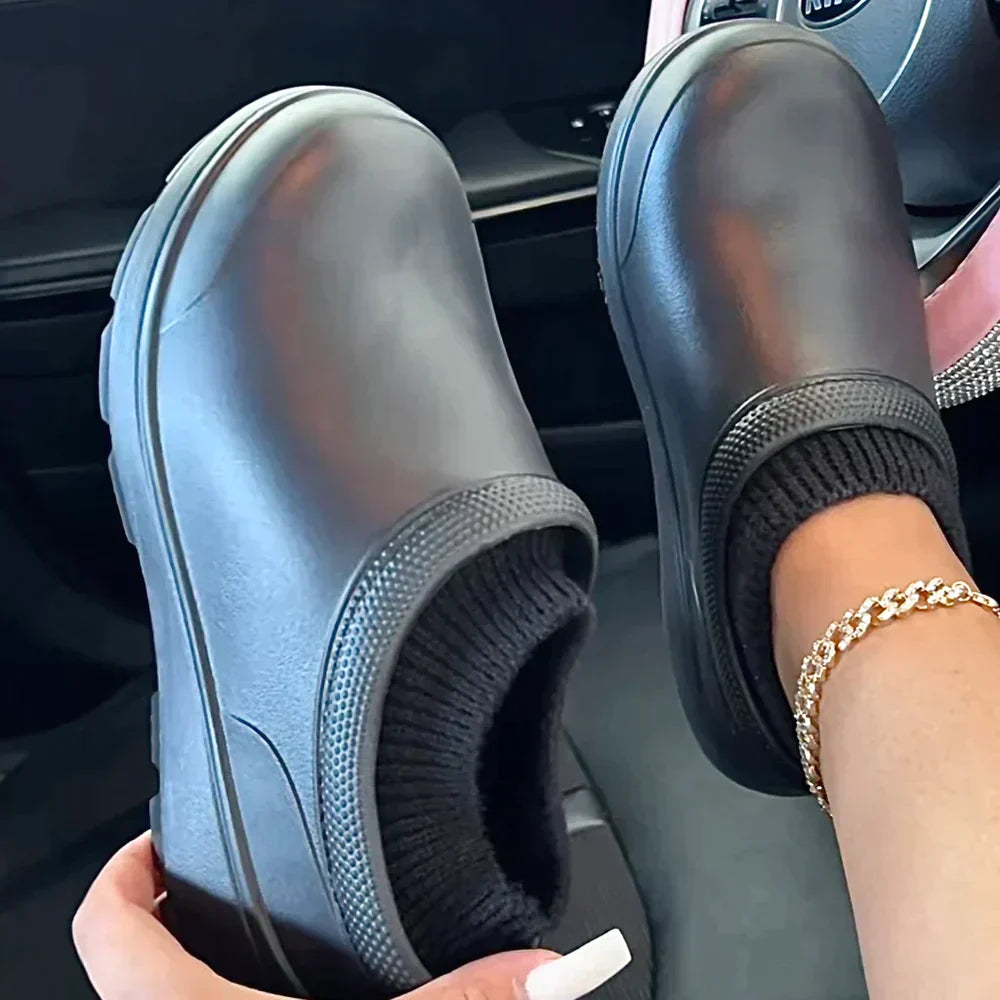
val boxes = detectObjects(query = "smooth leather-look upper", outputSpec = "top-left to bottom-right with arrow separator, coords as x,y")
613,24 -> 932,487
154,97 -> 579,756
599,22 -> 956,794
643,1 -> 1000,411
104,89 -> 595,998
159,96 -> 556,569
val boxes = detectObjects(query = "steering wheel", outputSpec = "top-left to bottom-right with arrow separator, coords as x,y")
645,0 -> 1000,408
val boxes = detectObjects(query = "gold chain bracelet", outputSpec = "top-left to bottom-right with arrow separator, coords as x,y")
795,577 -> 1000,815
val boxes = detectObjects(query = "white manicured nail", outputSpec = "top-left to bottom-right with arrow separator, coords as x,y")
524,929 -> 632,1000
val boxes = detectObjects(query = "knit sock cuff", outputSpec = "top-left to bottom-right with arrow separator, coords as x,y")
728,426 -> 969,690
376,529 -> 593,975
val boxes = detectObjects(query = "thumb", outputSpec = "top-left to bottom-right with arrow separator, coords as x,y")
401,930 -> 631,1000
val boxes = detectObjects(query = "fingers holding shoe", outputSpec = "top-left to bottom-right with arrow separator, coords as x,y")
73,834 -> 631,1000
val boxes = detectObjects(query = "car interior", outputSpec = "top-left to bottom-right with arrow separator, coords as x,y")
1,1 -> 999,998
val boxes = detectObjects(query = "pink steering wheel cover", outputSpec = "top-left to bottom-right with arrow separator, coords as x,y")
925,212 -> 1000,373
645,0 -> 688,60
643,0 -> 1000,376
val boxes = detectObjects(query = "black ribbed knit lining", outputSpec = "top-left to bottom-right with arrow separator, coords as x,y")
728,426 -> 969,688
375,529 -> 593,976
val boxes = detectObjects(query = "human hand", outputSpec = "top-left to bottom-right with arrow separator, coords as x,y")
73,832 -> 631,1000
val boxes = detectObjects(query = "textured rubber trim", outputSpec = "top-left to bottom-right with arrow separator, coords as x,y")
935,321 -> 1000,409
700,374 -> 959,765
317,475 -> 596,991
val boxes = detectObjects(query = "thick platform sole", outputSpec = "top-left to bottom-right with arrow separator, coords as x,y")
100,87 -> 411,998
596,24 -> 822,795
